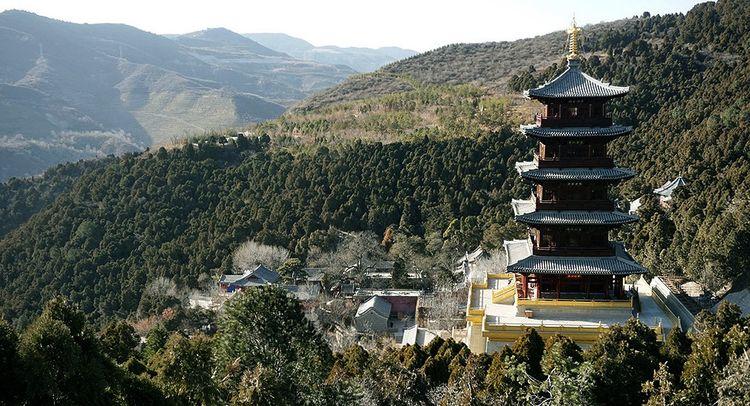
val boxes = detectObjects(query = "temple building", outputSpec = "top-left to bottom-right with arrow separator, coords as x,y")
465,21 -> 675,352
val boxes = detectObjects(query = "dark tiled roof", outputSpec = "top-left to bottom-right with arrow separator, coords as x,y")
516,161 -> 636,181
525,61 -> 629,99
252,264 -> 280,284
509,255 -> 646,275
220,264 -> 280,286
515,210 -> 638,226
508,243 -> 646,275
520,125 -> 632,138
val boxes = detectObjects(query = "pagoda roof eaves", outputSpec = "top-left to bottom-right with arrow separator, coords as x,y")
515,162 -> 637,182
515,210 -> 638,226
525,63 -> 629,99
520,124 -> 632,139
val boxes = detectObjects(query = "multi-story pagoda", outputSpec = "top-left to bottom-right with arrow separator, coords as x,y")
509,20 -> 646,300
464,21 -> 672,352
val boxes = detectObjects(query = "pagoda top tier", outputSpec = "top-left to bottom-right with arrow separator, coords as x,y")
525,60 -> 629,100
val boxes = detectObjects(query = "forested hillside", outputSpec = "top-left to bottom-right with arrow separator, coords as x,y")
0,132 -> 530,324
0,158 -> 114,238
0,0 -> 749,323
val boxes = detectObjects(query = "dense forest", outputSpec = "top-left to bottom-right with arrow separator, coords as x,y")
2,288 -> 749,405
0,158 -> 114,238
0,132 -> 530,324
0,0 -> 747,347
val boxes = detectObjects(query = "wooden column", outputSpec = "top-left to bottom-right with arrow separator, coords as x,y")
556,276 -> 561,299
603,278 -> 608,299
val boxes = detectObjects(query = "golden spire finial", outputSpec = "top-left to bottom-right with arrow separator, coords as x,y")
567,16 -> 582,61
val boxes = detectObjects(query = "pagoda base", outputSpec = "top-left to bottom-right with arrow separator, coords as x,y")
465,275 -> 673,352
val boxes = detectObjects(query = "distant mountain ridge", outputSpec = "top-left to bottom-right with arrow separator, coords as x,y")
0,11 -> 355,180
245,32 -> 418,72
177,27 -> 284,56
293,31 -> 602,111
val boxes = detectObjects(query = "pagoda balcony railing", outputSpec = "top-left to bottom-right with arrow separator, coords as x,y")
536,199 -> 615,211
534,153 -> 614,168
535,113 -> 612,128
533,245 -> 615,257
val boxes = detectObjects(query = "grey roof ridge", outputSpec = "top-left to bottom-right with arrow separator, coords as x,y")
516,163 -> 637,181
519,124 -> 633,138
515,209 -> 639,226
356,296 -> 392,318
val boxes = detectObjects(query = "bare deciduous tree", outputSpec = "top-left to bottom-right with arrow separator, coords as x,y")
308,231 -> 383,274
232,240 -> 290,271
421,280 -> 468,331
468,249 -> 507,284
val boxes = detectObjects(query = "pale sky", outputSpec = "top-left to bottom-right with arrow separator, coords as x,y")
0,0 -> 706,51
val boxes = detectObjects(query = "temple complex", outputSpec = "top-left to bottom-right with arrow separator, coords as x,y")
465,21 -> 674,352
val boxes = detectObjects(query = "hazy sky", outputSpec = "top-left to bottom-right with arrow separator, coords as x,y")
1,0 -> 706,51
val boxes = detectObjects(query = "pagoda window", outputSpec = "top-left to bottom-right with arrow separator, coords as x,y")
561,140 -> 588,158
541,232 -> 555,247
567,106 -> 579,118
541,185 -> 555,201
591,143 -> 607,157
547,104 -> 559,119
562,227 -> 583,246
539,142 -> 560,159
592,103 -> 603,117
591,185 -> 608,200
562,182 -> 586,200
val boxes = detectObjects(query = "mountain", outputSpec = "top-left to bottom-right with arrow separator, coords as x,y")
0,12 -> 354,181
177,27 -> 284,56
245,32 -> 418,72
244,32 -> 316,54
292,19 -> 641,111
175,28 -> 354,103
0,0 -> 749,325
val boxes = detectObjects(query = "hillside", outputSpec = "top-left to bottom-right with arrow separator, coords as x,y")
0,0 -> 748,324
0,132 -> 528,324
294,19 -> 637,111
246,32 -> 418,72
0,11 -> 353,180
